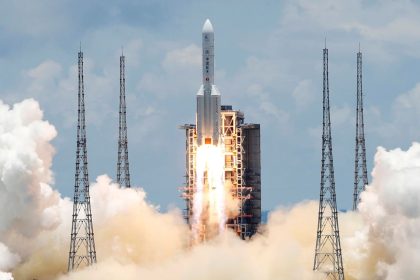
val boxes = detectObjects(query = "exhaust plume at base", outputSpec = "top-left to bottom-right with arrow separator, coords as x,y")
1,98 -> 420,279
192,144 -> 229,243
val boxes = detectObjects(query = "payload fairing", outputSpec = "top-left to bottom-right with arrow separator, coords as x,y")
196,19 -> 221,146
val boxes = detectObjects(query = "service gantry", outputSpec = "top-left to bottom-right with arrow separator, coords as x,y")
181,106 -> 261,241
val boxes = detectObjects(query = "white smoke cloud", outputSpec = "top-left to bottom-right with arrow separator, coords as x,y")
0,98 -> 58,234
0,98 -> 188,279
0,98 -> 64,279
0,272 -> 13,280
58,201 -> 323,280
345,143 -> 420,279
1,97 -> 420,280
0,243 -> 20,272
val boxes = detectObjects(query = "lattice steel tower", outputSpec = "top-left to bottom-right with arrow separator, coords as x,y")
117,53 -> 131,188
313,45 -> 345,280
68,49 -> 97,271
352,47 -> 368,211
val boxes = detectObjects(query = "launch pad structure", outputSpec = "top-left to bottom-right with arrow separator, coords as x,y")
181,19 -> 261,241
181,105 -> 261,240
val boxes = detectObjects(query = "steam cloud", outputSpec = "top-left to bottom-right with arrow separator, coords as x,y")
0,98 -> 419,280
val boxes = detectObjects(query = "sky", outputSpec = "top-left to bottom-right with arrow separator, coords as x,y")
1,0 -> 420,212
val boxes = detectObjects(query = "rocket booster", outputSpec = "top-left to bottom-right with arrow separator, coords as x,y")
196,19 -> 221,146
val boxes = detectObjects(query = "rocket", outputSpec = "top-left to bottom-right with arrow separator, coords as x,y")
196,19 -> 221,146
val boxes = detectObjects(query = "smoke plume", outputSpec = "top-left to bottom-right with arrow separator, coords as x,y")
1,98 -> 420,280
343,143 -> 420,279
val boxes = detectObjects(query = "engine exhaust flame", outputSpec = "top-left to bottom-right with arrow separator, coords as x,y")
192,143 -> 226,242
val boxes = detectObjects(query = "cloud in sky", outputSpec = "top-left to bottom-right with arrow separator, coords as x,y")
292,79 -> 315,110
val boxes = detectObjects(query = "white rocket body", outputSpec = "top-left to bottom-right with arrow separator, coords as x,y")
196,19 -> 221,146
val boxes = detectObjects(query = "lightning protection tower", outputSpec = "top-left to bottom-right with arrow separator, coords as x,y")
68,49 -> 97,271
352,47 -> 368,210
117,52 -> 131,188
313,45 -> 345,280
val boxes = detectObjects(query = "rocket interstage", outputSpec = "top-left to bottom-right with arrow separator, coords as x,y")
196,19 -> 221,146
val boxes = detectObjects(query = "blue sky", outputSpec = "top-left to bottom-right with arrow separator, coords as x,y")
1,0 -> 420,211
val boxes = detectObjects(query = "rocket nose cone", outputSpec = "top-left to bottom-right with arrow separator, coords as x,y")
202,19 -> 214,33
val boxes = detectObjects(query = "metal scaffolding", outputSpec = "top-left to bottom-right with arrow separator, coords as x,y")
180,106 -> 261,241
180,124 -> 197,225
352,48 -> 368,211
117,53 -> 131,188
221,109 -> 248,238
313,47 -> 345,280
68,49 -> 97,271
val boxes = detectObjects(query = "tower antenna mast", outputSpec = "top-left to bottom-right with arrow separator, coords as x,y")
313,45 -> 345,280
352,46 -> 368,210
117,51 -> 131,188
68,48 -> 97,271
